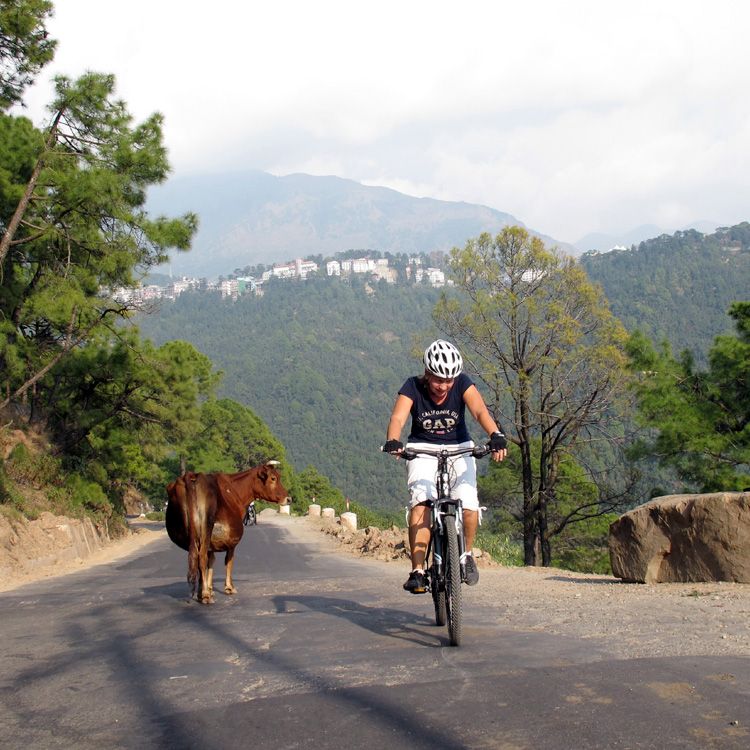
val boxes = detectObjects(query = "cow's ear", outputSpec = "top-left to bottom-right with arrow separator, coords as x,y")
258,467 -> 268,482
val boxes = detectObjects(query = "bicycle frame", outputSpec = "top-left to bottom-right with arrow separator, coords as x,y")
400,443 -> 491,646
243,502 -> 257,526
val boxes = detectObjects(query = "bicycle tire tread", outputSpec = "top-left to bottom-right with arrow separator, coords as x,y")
444,514 -> 463,646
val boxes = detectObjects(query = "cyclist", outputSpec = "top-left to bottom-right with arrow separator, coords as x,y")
384,339 -> 508,594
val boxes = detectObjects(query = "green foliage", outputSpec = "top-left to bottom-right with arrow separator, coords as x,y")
138,274 -> 445,511
0,458 -> 26,514
581,225 -> 750,364
294,464 -> 403,528
1,71 -> 197,415
5,441 -> 59,486
0,0 -> 56,109
627,302 -> 750,492
474,527 -> 523,567
42,334 -> 221,502
2,442 -> 111,522
436,226 -> 633,565
188,398 -> 287,473
550,513 -> 616,574
0,112 -> 42,214
0,14 -> 338,528
478,440 -> 617,572
61,474 -> 112,520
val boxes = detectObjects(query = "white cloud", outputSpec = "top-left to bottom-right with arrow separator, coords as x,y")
18,0 -> 750,243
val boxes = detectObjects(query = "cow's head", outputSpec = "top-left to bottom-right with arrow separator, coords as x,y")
256,463 -> 291,505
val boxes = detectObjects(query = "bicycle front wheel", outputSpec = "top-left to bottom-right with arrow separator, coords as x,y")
444,514 -> 463,646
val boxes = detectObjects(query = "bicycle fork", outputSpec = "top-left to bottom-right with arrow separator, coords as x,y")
431,500 -> 467,587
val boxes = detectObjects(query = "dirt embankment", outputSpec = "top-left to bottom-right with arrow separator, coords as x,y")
0,511 -> 165,592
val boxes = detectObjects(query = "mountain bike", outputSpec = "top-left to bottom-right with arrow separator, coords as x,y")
397,443 -> 491,647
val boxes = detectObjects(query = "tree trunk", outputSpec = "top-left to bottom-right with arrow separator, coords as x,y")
518,395 -> 537,565
537,487 -> 551,566
520,440 -> 537,566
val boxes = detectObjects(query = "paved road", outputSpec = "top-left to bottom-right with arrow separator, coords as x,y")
1,517 -> 749,749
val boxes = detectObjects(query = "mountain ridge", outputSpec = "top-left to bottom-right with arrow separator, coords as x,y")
575,220 -> 721,252
147,170 -> 577,277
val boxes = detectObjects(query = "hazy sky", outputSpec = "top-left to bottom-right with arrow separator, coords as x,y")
19,0 -> 750,243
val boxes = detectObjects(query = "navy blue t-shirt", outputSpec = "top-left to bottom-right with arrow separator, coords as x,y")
399,373 -> 474,444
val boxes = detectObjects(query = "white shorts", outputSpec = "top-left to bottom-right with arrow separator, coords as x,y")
405,441 -> 479,511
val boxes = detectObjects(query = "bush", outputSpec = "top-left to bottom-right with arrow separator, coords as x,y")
0,459 -> 33,518
5,444 -> 63,488
553,544 -> 612,575
475,528 -> 523,566
63,475 -> 113,520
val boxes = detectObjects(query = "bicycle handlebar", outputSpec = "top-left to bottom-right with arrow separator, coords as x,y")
381,443 -> 492,461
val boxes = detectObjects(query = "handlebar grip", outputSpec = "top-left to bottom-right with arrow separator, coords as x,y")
472,444 -> 492,458
380,445 -> 416,460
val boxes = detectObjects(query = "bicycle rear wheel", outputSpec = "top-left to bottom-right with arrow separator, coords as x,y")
444,514 -> 463,646
429,562 -> 446,626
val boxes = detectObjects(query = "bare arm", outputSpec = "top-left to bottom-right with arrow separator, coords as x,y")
387,394 -> 413,442
463,385 -> 507,462
463,385 -> 499,434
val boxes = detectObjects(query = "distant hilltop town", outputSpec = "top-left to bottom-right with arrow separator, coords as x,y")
114,254 -> 449,304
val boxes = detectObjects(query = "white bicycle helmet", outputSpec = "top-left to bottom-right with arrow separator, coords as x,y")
423,339 -> 463,378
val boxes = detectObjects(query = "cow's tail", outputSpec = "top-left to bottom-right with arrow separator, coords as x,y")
186,473 -> 208,599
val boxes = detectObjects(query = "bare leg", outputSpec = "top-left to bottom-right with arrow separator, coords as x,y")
408,504 -> 431,570
463,509 -> 478,553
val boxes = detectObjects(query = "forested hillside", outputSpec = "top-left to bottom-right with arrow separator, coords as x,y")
138,276 -> 445,510
580,223 -> 750,360
138,223 -> 750,514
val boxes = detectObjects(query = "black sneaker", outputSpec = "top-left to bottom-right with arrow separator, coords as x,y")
462,555 -> 479,586
403,570 -> 428,594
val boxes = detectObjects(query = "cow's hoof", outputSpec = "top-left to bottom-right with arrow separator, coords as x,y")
224,586 -> 237,595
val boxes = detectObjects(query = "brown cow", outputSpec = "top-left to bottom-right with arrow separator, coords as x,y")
165,463 -> 291,603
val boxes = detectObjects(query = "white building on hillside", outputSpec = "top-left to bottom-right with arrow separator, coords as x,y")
341,257 -> 376,274
415,267 -> 446,286
219,278 -> 240,299
262,258 -> 319,280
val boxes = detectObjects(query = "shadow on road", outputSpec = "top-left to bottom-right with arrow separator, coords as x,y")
273,593 -> 448,647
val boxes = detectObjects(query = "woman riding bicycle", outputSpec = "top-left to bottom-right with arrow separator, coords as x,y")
383,339 -> 508,594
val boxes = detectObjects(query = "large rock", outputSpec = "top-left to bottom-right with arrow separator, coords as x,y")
609,492 -> 750,583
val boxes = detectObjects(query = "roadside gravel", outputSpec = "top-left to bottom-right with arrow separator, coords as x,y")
265,513 -> 750,660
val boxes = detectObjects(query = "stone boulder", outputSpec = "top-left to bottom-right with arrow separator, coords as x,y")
609,492 -> 750,584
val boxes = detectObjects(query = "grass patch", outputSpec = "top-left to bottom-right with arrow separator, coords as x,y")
475,528 -> 523,566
